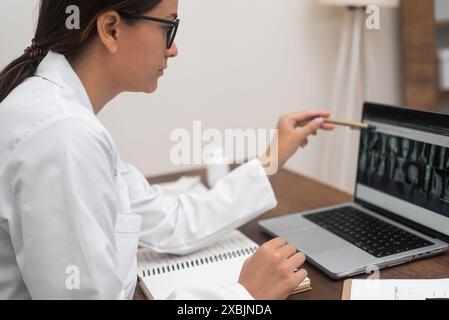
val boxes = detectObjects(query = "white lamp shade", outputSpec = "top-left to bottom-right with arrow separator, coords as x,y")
319,0 -> 399,7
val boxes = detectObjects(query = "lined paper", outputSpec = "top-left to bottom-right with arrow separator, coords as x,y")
137,230 -> 258,299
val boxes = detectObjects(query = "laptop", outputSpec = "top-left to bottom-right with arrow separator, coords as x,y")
259,102 -> 449,279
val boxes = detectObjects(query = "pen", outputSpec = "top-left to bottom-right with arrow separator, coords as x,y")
322,118 -> 376,130
311,116 -> 376,130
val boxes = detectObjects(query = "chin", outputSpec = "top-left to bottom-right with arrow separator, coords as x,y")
144,83 -> 158,94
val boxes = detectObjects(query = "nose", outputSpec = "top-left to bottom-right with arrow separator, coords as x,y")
167,42 -> 179,58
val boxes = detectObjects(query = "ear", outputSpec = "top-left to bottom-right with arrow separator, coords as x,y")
96,10 -> 122,54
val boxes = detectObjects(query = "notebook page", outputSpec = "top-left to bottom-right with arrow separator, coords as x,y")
141,253 -> 249,299
137,230 -> 257,275
350,279 -> 449,300
137,230 -> 258,299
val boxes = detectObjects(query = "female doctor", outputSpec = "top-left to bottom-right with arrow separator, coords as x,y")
0,0 -> 334,299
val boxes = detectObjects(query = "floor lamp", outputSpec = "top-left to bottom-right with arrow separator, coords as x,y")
318,0 -> 400,191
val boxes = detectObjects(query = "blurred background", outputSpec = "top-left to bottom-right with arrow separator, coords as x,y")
1,0 -> 447,193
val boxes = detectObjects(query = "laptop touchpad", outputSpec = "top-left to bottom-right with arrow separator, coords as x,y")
281,227 -> 350,255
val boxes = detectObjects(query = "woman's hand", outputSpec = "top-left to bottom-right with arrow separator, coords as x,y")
238,237 -> 307,300
259,110 -> 335,172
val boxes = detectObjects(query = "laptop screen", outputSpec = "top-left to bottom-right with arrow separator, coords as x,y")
355,103 -> 449,238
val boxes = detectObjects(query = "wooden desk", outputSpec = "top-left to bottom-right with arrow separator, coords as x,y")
134,167 -> 449,300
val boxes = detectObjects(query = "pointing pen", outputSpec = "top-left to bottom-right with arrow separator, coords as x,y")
312,117 -> 376,131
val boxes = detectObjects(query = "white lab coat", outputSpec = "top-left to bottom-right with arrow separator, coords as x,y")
0,51 -> 277,299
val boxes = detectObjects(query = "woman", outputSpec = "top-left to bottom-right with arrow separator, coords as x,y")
0,0 -> 334,299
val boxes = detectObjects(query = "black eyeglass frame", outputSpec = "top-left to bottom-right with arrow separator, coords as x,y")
119,13 -> 179,49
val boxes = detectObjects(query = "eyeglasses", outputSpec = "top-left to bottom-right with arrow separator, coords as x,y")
119,13 -> 179,49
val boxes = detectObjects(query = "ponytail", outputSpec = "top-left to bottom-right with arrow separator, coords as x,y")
0,37 -> 48,103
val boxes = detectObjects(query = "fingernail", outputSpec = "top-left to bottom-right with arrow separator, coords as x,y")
314,117 -> 324,125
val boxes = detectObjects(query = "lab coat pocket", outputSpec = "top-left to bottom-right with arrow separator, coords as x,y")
114,213 -> 142,234
114,213 -> 142,296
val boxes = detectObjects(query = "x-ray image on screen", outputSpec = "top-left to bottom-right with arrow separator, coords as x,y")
358,130 -> 449,218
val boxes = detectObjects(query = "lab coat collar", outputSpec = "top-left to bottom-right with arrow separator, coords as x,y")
35,50 -> 94,114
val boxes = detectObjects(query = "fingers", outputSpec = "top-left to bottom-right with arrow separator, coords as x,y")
286,252 -> 306,270
261,239 -> 299,260
256,239 -> 308,297
289,110 -> 330,123
300,117 -> 324,137
295,118 -> 335,131
263,237 -> 286,249
288,110 -> 335,132
278,243 -> 297,259
300,138 -> 309,148
321,123 -> 335,131
292,268 -> 308,284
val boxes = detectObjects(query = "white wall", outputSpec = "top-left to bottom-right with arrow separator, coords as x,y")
0,0 -> 402,193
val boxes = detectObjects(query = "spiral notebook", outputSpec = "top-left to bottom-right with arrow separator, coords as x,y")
137,230 -> 311,299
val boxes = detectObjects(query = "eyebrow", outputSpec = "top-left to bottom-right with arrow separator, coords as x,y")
166,13 -> 178,19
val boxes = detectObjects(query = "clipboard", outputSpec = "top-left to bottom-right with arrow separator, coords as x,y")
341,279 -> 353,300
340,278 -> 449,300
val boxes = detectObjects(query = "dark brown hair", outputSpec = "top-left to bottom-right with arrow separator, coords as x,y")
0,0 -> 162,103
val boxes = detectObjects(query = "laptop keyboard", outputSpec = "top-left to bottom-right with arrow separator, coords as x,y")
304,207 -> 433,258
